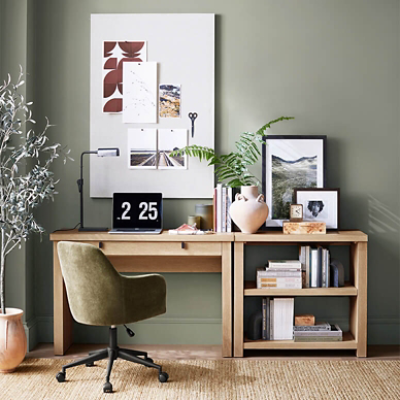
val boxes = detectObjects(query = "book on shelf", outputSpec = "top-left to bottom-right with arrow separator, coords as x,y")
293,322 -> 331,331
267,260 -> 302,269
294,336 -> 342,342
300,246 -> 333,288
257,267 -> 302,289
261,297 -> 294,340
212,184 -> 232,233
293,324 -> 343,342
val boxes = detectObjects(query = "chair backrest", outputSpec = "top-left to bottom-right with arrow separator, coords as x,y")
57,241 -> 124,326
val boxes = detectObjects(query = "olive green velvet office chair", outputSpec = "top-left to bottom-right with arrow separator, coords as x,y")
55,241 -> 168,393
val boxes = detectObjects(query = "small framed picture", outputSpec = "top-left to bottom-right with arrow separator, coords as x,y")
294,188 -> 340,230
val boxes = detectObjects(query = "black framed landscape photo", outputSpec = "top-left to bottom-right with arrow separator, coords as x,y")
262,135 -> 326,228
294,188 -> 340,230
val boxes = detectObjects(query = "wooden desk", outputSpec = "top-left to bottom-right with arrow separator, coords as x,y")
50,230 -> 234,357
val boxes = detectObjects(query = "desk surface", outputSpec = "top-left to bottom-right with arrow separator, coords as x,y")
50,230 -> 234,242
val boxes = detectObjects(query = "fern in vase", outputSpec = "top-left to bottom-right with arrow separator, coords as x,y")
171,116 -> 294,188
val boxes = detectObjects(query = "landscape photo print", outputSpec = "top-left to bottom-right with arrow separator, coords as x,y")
263,136 -> 326,227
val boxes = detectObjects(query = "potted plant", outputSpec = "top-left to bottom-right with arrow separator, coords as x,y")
171,116 -> 294,233
0,69 -> 72,372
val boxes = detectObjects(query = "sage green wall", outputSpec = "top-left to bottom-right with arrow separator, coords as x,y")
2,0 -> 399,347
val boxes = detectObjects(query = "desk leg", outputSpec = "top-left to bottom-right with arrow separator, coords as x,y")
53,242 -> 73,355
221,243 -> 232,358
233,242 -> 244,357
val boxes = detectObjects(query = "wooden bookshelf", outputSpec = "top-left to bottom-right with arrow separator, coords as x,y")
233,230 -> 368,358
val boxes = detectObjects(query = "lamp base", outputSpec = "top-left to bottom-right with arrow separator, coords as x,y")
79,227 -> 109,232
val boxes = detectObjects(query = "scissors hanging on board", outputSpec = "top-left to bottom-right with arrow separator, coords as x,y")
188,112 -> 198,138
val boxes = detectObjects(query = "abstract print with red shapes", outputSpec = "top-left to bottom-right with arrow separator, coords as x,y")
103,41 -> 147,113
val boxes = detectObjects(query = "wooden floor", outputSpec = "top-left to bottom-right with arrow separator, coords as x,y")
28,343 -> 400,361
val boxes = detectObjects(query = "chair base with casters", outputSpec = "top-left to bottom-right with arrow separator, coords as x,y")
55,326 -> 169,393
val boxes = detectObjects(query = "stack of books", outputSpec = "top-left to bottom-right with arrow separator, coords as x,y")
213,184 -> 236,233
293,323 -> 343,342
299,246 -> 331,288
257,260 -> 302,289
262,297 -> 294,340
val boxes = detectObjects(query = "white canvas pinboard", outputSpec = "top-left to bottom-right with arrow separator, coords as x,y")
90,14 -> 215,198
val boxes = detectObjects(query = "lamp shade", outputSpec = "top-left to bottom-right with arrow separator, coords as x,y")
97,148 -> 120,157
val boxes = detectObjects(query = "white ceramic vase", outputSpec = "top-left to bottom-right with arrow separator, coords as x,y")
229,186 -> 269,234
0,308 -> 27,373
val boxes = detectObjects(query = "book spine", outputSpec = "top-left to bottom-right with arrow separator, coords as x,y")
270,299 -> 274,340
258,271 -> 302,277
266,298 -> 270,340
268,264 -> 302,269
311,249 -> 319,288
326,250 -> 330,287
318,247 -> 323,287
305,246 -> 310,288
262,298 -> 267,340
322,249 -> 326,287
213,188 -> 217,232
222,187 -> 227,233
294,336 -> 342,342
216,184 -> 222,232
294,325 -> 331,332
227,187 -> 232,233
294,331 -> 342,337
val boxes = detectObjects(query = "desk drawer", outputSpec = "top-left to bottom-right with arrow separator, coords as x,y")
101,241 -> 222,256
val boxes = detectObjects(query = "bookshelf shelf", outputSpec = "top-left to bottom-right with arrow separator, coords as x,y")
233,230 -> 368,358
244,281 -> 358,296
243,332 -> 357,350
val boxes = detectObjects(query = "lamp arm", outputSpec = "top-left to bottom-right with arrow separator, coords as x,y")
77,151 -> 97,229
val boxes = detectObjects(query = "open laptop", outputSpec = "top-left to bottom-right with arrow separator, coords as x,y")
109,193 -> 163,234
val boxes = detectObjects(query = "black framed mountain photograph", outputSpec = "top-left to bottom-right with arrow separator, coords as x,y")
262,135 -> 326,228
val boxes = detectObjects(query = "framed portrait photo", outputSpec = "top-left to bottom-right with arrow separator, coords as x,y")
294,188 -> 340,230
262,135 -> 326,228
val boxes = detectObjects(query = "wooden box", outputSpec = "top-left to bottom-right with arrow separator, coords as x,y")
295,314 -> 316,326
283,221 -> 326,234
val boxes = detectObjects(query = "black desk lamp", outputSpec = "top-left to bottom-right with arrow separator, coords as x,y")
77,148 -> 120,231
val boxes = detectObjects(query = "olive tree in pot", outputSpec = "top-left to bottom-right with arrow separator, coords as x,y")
0,70 -> 72,372
171,117 -> 294,233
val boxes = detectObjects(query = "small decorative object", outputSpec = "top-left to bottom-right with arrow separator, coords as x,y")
283,221 -> 326,234
262,135 -> 326,227
171,117 -> 294,188
229,186 -> 269,234
188,215 -> 201,227
330,259 -> 345,287
247,311 -> 263,340
188,112 -> 198,138
0,69 -> 72,371
195,204 -> 213,230
295,314 -> 316,326
290,204 -> 303,222
78,148 -> 120,231
294,188 -> 340,230
169,224 -> 206,235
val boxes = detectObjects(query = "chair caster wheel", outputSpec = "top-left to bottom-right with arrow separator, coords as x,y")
158,371 -> 169,383
86,362 -> 95,367
145,357 -> 153,366
56,372 -> 66,382
103,382 -> 113,393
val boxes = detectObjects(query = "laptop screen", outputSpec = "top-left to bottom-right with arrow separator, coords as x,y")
112,193 -> 163,230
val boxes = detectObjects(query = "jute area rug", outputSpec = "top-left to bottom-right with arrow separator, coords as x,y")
0,358 -> 398,399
